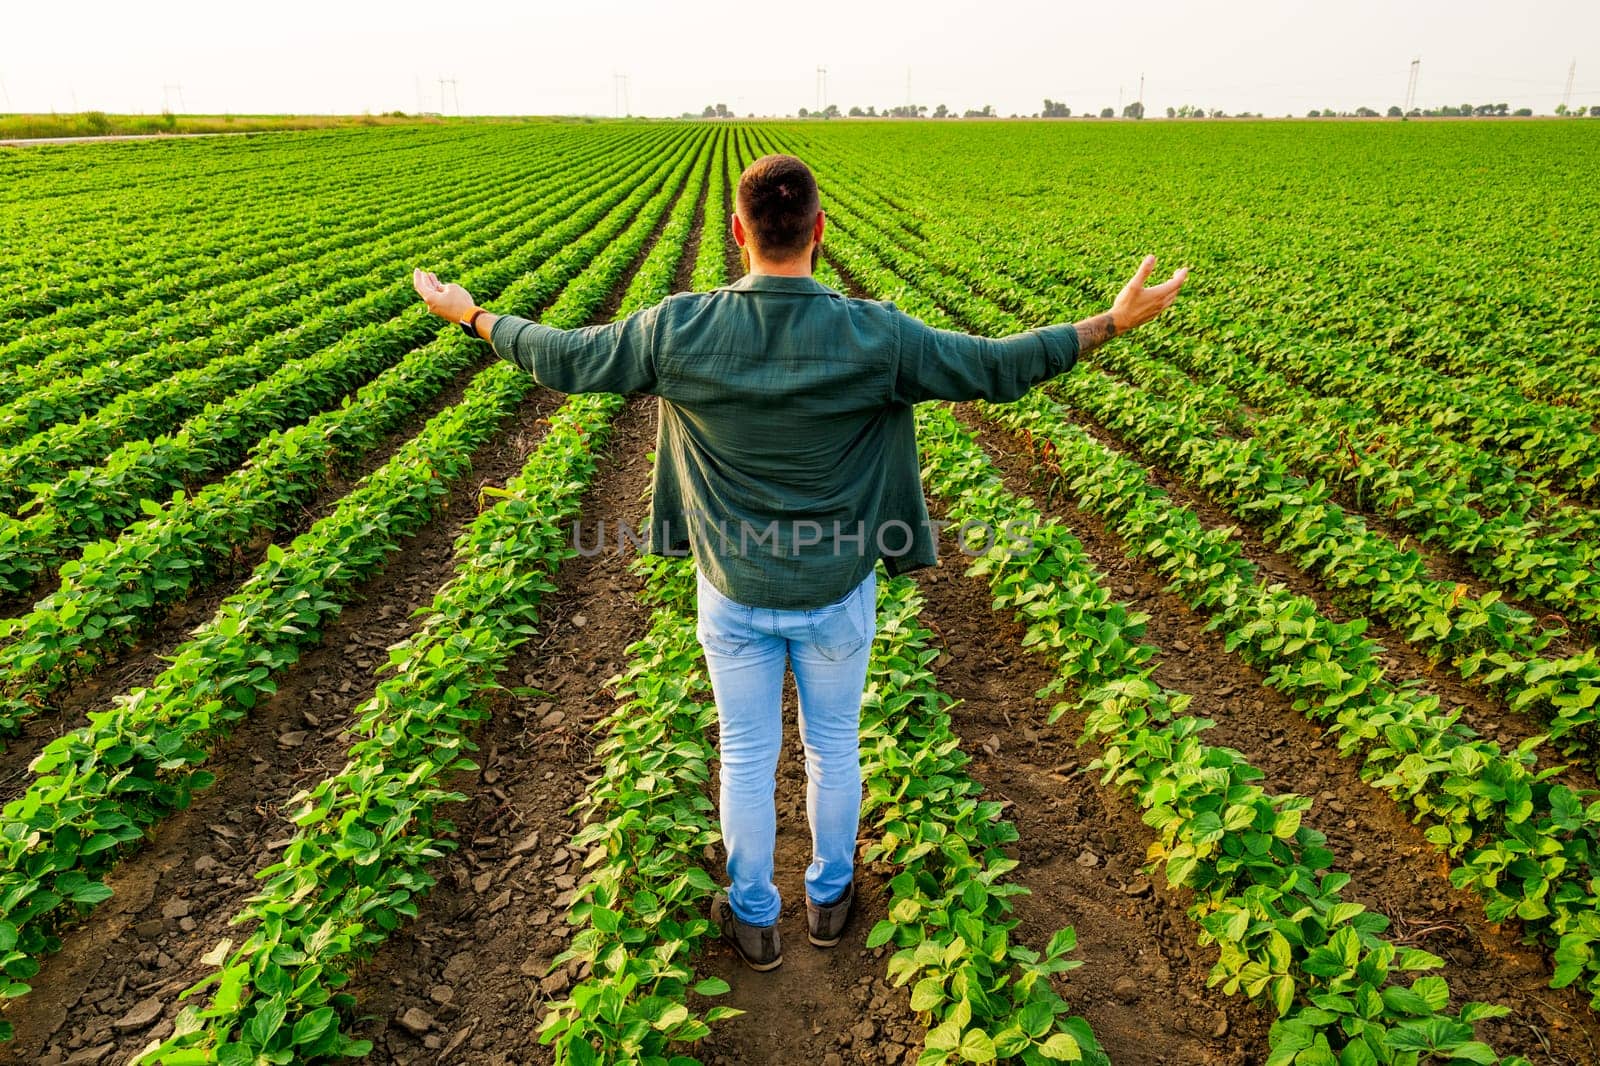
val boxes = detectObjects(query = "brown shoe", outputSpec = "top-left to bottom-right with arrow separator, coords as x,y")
806,882 -> 854,947
711,892 -> 782,972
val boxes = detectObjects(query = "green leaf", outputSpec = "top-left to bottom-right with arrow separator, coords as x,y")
911,977 -> 945,1012
1045,927 -> 1077,958
958,1028 -> 997,1062
292,1007 -> 336,1045
1037,1031 -> 1083,1061
693,977 -> 731,996
67,881 -> 114,905
866,919 -> 898,949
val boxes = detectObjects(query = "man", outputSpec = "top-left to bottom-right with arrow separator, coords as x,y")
413,153 -> 1186,973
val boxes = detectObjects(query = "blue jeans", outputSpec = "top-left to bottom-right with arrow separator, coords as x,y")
695,567 -> 877,927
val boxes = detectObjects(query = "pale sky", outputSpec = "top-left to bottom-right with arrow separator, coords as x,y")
3,1 -> 1597,118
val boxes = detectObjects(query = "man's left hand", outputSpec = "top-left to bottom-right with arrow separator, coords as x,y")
412,268 -> 476,323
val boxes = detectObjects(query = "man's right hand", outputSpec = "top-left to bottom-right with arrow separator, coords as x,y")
1111,255 -> 1188,334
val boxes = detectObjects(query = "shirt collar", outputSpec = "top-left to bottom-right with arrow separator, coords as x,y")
718,273 -> 840,296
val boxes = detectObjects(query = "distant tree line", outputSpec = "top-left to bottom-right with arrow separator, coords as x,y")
685,97 -> 1591,121
1302,103 -> 1557,118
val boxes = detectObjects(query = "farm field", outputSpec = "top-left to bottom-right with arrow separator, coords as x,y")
0,117 -> 1597,1065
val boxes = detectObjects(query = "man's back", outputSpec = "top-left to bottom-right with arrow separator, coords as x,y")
650,274 -> 909,610
488,271 -> 1078,609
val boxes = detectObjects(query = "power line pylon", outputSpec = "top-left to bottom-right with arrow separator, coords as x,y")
1404,57 -> 1420,113
437,77 -> 461,116
1562,59 -> 1576,112
816,66 -> 827,113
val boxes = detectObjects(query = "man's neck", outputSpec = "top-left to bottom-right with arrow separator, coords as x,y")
747,261 -> 813,278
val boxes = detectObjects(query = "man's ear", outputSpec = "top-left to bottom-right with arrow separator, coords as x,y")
813,210 -> 826,244
732,213 -> 748,248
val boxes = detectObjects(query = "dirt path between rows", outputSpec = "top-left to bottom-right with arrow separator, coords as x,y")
910,515 -> 1264,1065
354,438 -> 916,1066
0,351 -> 497,802
350,394 -> 659,1065
1058,404 -> 1598,793
694,674 -> 921,1066
0,378 -> 566,1065
970,411 -> 1600,1064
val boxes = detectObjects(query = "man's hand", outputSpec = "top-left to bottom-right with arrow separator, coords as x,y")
1074,255 -> 1189,357
412,268 -> 477,323
1111,255 -> 1188,333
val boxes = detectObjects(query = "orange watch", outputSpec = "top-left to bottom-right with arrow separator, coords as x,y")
459,307 -> 489,340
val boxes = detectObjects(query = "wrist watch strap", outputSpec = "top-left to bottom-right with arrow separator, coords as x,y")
458,307 -> 488,340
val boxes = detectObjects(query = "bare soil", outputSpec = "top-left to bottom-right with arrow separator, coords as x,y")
969,409 -> 1600,1065
0,382 -> 567,1066
0,352 -> 496,801
348,395 -> 660,1065
1058,404 -> 1597,793
912,515 -> 1263,1064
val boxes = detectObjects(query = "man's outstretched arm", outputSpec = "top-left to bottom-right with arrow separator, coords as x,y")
411,269 -> 657,395
894,255 -> 1189,404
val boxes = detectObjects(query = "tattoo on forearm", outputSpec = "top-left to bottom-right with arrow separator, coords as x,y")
1074,312 -> 1118,355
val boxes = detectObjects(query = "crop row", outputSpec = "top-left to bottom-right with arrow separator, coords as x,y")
0,128 -> 623,429
0,127 -> 696,600
0,129 -> 575,389
790,152 -> 1600,755
916,401 -> 1527,1064
0,129 -> 701,734
134,388 -> 626,1063
538,130 -> 735,1066
0,128 -> 531,344
785,129 -> 1600,507
799,192 -> 1600,1008
994,388 -> 1600,1007
856,573 -> 1107,1066
1097,340 -> 1600,634
1,158 -> 396,346
538,553 -> 734,1066
0,126 -> 665,532
0,126 -> 708,1047
802,132 -> 1600,574
129,126 -> 715,1063
1039,362 -> 1600,751
0,149 -> 564,478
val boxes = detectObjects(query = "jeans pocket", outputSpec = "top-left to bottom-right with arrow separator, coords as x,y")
697,622 -> 753,658
808,575 -> 875,662
696,573 -> 754,658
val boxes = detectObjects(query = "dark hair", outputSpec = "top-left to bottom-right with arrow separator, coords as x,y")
736,154 -> 820,258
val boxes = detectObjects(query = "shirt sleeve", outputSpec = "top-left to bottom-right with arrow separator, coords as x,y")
488,303 -> 660,395
890,310 -> 1079,404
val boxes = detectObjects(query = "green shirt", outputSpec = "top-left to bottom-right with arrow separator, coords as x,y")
490,273 -> 1078,609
